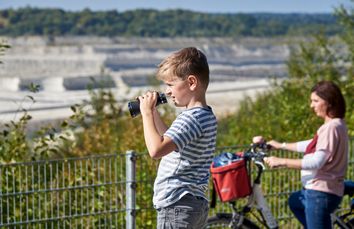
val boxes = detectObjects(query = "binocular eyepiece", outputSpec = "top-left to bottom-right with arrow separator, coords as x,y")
128,92 -> 167,117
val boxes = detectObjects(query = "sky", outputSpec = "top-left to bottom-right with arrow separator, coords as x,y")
0,0 -> 350,13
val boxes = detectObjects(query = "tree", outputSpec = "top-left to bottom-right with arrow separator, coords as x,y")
217,1 -> 354,147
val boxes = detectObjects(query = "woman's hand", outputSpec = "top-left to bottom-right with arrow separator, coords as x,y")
253,136 -> 281,150
264,156 -> 286,168
267,140 -> 282,150
252,136 -> 265,144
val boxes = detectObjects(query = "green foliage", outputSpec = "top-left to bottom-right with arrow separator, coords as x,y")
0,91 -> 36,162
0,113 -> 32,162
0,8 -> 341,37
217,3 -> 354,145
0,2 -> 352,227
0,40 -> 31,163
0,39 -> 10,63
0,83 -> 73,163
215,7 -> 353,223
27,82 -> 41,93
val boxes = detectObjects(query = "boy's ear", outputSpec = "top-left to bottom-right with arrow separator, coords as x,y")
187,75 -> 198,90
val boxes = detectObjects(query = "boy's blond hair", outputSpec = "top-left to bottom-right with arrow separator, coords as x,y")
156,47 -> 210,89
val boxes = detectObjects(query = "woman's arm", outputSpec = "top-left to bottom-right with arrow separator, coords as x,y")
252,136 -> 300,152
264,157 -> 302,169
267,140 -> 298,152
296,140 -> 312,152
264,149 -> 328,170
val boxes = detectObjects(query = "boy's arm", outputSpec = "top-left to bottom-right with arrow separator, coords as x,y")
142,112 -> 177,159
153,109 -> 168,135
139,92 -> 176,159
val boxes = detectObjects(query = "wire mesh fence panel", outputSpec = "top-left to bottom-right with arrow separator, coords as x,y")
134,152 -> 159,228
0,138 -> 353,228
0,154 -> 127,228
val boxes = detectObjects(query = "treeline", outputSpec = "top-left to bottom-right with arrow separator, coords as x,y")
0,7 -> 341,37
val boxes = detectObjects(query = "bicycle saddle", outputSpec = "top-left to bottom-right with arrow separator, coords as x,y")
344,180 -> 354,196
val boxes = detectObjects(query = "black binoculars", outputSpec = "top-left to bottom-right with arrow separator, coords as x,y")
128,92 -> 167,117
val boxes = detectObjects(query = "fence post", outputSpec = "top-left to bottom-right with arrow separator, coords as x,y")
126,150 -> 136,229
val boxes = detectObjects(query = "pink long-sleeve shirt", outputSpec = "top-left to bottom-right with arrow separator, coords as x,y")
298,118 -> 349,196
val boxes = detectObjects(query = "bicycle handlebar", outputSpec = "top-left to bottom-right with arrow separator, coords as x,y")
243,143 -> 271,184
243,143 -> 270,161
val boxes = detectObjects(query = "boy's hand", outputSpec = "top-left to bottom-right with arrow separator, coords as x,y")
138,91 -> 158,116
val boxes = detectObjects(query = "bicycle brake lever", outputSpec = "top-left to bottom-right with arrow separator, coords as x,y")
254,160 -> 266,170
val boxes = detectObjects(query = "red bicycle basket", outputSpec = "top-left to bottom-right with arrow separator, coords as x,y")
210,156 -> 251,202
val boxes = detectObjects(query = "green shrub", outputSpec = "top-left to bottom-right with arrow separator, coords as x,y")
217,35 -> 353,146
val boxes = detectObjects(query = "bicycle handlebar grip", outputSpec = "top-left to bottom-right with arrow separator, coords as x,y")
253,142 -> 271,150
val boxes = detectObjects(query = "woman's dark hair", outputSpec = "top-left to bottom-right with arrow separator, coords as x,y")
311,81 -> 346,118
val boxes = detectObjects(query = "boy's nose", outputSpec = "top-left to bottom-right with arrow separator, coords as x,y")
165,88 -> 171,95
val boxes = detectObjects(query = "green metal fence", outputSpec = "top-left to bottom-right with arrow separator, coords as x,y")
0,154 -> 128,228
0,139 -> 353,228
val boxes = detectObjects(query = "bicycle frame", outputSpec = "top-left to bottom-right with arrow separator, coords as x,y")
208,145 -> 354,229
244,159 -> 278,229
330,181 -> 354,229
331,213 -> 352,229
220,147 -> 279,228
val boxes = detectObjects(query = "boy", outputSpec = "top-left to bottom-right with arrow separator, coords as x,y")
138,47 -> 217,228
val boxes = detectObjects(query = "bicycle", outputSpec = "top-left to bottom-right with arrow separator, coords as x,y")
332,181 -> 354,228
207,143 -> 354,229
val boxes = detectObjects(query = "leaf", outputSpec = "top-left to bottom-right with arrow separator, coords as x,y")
59,136 -> 68,141
27,82 -> 41,93
71,106 -> 77,112
26,95 -> 35,102
49,133 -> 55,140
61,120 -> 69,127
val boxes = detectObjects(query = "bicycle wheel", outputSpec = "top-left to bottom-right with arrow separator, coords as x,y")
345,218 -> 354,228
207,213 -> 260,229
335,213 -> 354,229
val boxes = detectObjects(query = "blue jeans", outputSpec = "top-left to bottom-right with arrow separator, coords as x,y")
156,194 -> 209,229
288,189 -> 342,229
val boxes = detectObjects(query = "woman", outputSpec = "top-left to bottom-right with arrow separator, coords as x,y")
253,80 -> 348,229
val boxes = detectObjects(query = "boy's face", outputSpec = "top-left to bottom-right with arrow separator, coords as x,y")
163,77 -> 191,108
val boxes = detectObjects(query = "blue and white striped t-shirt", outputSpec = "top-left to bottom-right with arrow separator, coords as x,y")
153,106 -> 217,209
